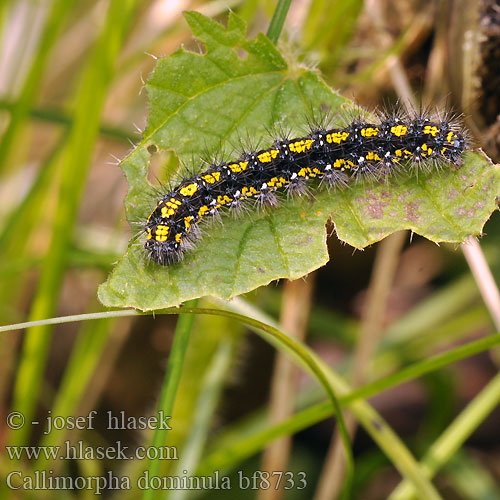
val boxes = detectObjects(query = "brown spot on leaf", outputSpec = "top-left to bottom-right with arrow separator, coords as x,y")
464,201 -> 486,218
405,202 -> 420,222
362,194 -> 390,220
295,235 -> 313,247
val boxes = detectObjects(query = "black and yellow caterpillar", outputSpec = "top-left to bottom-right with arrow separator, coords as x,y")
144,112 -> 467,265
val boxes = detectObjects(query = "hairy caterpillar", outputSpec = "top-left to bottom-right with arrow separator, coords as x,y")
144,109 -> 468,265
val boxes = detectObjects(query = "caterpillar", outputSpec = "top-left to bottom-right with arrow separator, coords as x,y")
144,110 -> 468,265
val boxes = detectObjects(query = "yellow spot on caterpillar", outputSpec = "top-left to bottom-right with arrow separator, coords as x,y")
268,176 -> 289,188
268,177 -> 279,187
333,158 -> 346,168
289,139 -> 314,153
228,161 -> 248,173
257,149 -> 279,163
217,194 -> 233,205
202,172 -> 221,184
175,233 -> 182,243
155,225 -> 169,242
447,131 -> 456,143
441,147 -> 447,154
421,144 -> 433,156
327,132 -> 350,144
184,216 -> 193,229
161,206 -> 176,218
404,150 -> 412,158
366,151 -> 382,161
361,127 -> 379,137
258,152 -> 271,163
241,186 -> 259,198
424,125 -> 438,137
198,206 -> 209,217
180,183 -> 198,197
391,125 -> 408,137
147,229 -> 152,240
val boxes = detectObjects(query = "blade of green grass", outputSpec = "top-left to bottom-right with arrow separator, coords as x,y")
7,0 -> 137,449
144,299 -> 198,500
0,132 -> 67,252
266,0 -> 292,44
389,369 -> 500,500
445,451 -> 500,500
144,303 -> 354,498
0,98 -> 139,142
382,275 -> 479,346
0,0 -> 76,172
303,0 -> 364,64
198,313 -> 500,470
195,300 -> 441,500
167,340 -> 233,500
33,315 -> 115,471
197,325 -> 500,481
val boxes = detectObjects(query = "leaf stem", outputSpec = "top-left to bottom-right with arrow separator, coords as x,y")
266,0 -> 292,44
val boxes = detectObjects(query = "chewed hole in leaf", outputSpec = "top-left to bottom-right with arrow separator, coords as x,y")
146,149 -> 179,185
147,143 -> 158,154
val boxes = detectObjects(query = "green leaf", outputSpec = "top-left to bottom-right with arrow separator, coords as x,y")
98,11 -> 500,311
